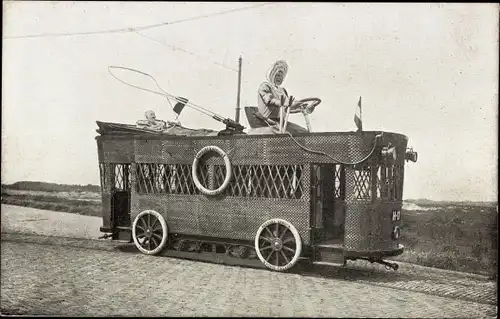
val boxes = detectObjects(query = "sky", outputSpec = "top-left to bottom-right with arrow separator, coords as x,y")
2,2 -> 498,201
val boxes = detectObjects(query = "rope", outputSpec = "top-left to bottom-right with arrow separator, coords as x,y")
284,131 -> 381,165
264,121 -> 381,165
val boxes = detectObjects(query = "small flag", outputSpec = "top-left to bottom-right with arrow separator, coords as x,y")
354,96 -> 363,132
173,97 -> 188,115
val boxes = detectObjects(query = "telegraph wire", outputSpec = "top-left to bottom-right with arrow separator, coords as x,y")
3,3 -> 275,39
134,31 -> 238,73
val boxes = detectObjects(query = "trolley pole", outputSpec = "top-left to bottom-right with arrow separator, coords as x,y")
235,56 -> 242,123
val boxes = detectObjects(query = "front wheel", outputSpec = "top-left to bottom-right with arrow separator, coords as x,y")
254,218 -> 302,271
132,210 -> 168,255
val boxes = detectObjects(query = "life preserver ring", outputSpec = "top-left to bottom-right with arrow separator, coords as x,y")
192,145 -> 232,196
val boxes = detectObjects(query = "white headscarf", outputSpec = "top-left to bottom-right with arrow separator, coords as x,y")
266,60 -> 289,89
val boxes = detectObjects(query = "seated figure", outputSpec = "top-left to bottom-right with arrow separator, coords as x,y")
254,60 -> 308,135
136,110 -> 167,131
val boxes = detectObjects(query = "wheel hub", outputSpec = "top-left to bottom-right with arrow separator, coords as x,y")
146,228 -> 152,238
272,238 -> 283,251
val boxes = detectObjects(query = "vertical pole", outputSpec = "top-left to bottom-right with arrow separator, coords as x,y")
371,165 -> 377,202
235,56 -> 242,123
360,96 -> 363,131
279,106 -> 284,133
304,113 -> 312,132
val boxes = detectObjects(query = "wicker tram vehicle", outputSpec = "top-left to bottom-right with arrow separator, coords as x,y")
96,98 -> 418,272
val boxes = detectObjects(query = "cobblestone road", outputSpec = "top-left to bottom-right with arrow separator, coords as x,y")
1,232 -> 497,317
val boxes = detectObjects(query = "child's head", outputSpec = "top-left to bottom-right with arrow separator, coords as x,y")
144,110 -> 156,121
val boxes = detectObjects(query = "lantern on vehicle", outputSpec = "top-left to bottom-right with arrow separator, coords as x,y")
392,226 -> 401,240
382,145 -> 397,162
405,147 -> 418,163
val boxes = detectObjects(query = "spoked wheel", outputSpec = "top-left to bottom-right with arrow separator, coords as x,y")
254,218 -> 302,271
132,210 -> 168,255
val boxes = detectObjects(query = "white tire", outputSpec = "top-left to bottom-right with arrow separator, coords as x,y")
254,218 -> 302,271
132,210 -> 168,255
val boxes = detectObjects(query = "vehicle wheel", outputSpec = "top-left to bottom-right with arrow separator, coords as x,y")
132,210 -> 168,255
254,218 -> 302,271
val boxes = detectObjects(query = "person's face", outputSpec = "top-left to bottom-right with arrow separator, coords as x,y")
274,71 -> 284,86
146,112 -> 156,121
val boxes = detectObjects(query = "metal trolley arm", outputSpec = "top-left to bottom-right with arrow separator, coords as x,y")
212,114 -> 245,132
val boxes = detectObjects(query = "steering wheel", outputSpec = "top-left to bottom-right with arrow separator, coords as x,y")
288,97 -> 322,114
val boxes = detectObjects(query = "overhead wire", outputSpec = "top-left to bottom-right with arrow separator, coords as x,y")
3,3 -> 275,39
7,3 -> 281,127
5,3 -> 256,76
134,31 -> 238,73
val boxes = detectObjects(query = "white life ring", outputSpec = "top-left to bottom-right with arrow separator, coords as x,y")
192,145 -> 232,196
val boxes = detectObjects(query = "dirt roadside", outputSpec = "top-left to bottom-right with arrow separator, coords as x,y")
1,204 -> 102,239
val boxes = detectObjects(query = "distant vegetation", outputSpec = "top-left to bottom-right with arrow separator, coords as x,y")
1,181 -> 100,193
405,198 -> 497,208
1,192 -> 102,217
0,181 -> 497,277
1,181 -> 101,217
394,205 -> 497,277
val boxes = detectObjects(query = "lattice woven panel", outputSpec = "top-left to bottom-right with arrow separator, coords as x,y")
311,164 -> 345,200
110,163 -> 131,191
136,163 -> 201,195
353,168 -> 371,200
373,164 -> 405,201
217,164 -> 305,199
135,162 -> 306,200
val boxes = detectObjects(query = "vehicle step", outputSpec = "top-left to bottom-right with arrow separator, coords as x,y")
116,226 -> 131,231
315,244 -> 344,251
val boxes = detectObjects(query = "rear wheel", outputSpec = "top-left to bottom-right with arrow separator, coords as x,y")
254,218 -> 302,271
132,210 -> 168,255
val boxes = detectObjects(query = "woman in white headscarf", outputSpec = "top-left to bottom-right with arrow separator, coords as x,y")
256,60 -> 308,134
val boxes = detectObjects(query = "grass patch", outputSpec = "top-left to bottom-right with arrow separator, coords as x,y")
1,193 -> 101,217
1,192 -> 99,207
394,205 -> 497,277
